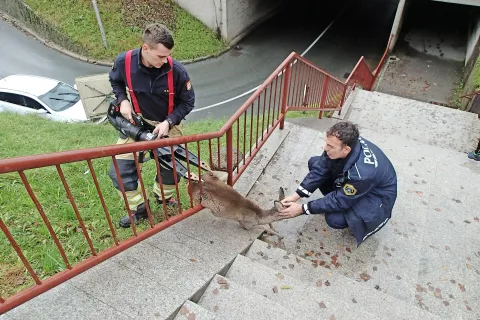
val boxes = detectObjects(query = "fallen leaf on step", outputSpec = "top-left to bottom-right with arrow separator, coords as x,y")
360,272 -> 371,281
213,306 -> 219,312
273,286 -> 279,293
190,258 -> 197,262
217,278 -> 227,285
474,217 -> 479,222
319,302 -> 327,308
288,264 -> 295,269
316,280 -> 323,287
443,301 -> 450,307
416,191 -> 423,196
435,208 -> 441,212
458,283 -> 466,292
466,263 -> 472,269
280,285 -> 293,289
187,313 -> 196,320
212,289 -> 219,295
180,306 -> 189,315
346,247 -> 352,253
329,315 -> 336,320
276,273 -> 285,280
305,250 -> 314,256
325,280 -> 331,286
295,180 -> 300,184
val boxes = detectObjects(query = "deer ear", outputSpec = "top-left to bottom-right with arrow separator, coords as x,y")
278,187 -> 285,201
274,200 -> 285,211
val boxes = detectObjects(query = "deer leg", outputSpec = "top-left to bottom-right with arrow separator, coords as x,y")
263,224 -> 284,239
239,221 -> 255,230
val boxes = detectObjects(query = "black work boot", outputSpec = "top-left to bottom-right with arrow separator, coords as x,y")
119,203 -> 148,228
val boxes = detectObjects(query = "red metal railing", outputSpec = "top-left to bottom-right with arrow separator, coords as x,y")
0,41 -> 392,313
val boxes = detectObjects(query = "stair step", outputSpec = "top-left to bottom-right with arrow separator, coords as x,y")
245,239 -> 441,320
174,300 -> 216,320
197,274 -> 304,320
227,254 -> 374,320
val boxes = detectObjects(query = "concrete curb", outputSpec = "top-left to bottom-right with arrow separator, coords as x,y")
0,11 -> 232,68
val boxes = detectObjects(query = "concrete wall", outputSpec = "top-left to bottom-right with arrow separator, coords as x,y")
174,0 -> 285,44
466,13 -> 480,64
431,0 -> 480,6
172,0 -> 227,39
389,0 -> 407,51
225,0 -> 284,43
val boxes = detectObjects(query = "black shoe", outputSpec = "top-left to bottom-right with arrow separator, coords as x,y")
119,203 -> 148,228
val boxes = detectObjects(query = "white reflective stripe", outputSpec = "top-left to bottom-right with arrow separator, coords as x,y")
298,186 -> 312,196
303,204 -> 311,215
362,217 -> 389,241
354,163 -> 362,178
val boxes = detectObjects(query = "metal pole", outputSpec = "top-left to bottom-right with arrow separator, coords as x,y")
92,0 -> 108,49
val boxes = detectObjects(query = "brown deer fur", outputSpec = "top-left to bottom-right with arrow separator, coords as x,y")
189,171 -> 286,237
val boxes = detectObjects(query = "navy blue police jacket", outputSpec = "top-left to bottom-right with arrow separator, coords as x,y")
296,137 -> 398,245
109,48 -> 195,124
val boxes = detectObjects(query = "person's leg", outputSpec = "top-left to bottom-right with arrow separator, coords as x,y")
325,211 -> 348,229
153,124 -> 184,207
108,135 -> 148,228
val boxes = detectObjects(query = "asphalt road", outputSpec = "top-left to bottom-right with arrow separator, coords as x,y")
0,0 -> 397,122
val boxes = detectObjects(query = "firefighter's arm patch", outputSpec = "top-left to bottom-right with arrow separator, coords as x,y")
343,183 -> 357,196
186,80 -> 192,91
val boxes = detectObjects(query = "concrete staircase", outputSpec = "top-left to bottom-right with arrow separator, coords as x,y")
3,89 -> 479,320
173,89 -> 479,320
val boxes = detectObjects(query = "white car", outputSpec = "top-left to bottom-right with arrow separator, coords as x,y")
0,74 -> 88,122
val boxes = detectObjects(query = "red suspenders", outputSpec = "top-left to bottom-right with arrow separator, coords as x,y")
124,50 -> 174,115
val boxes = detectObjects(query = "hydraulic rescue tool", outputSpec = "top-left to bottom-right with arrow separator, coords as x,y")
107,101 -> 212,181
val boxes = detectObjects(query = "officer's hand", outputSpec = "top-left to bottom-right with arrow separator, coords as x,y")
120,100 -> 134,124
278,202 -> 303,219
153,120 -> 170,139
281,193 -> 300,205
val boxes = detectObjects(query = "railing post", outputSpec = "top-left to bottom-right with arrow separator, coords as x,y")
280,62 -> 292,130
338,84 -> 348,116
319,77 -> 330,119
226,127 -> 233,186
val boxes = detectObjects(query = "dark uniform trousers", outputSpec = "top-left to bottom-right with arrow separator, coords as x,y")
307,156 -> 349,229
108,119 -> 183,212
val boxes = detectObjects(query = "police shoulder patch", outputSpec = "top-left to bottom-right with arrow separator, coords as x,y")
343,183 -> 357,196
186,80 -> 192,91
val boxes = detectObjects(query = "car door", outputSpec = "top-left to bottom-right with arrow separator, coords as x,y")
23,96 -> 58,121
0,92 -> 32,115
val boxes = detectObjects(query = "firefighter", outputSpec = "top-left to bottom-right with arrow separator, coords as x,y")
279,121 -> 398,246
108,23 -> 195,228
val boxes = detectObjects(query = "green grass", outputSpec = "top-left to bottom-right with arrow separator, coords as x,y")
472,54 -> 480,90
24,0 -> 227,61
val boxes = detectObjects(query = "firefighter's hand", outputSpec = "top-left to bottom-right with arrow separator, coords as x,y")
153,121 -> 170,139
281,193 -> 301,205
120,100 -> 134,124
278,202 -> 303,219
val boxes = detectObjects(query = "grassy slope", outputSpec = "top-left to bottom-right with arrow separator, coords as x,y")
24,0 -> 227,61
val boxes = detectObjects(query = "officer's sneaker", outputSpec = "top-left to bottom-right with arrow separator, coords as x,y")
468,151 -> 480,161
119,203 -> 148,228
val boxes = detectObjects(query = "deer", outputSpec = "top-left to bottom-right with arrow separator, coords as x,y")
189,171 -> 287,238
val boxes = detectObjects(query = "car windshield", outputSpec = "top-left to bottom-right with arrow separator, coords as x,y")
38,82 -> 80,111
